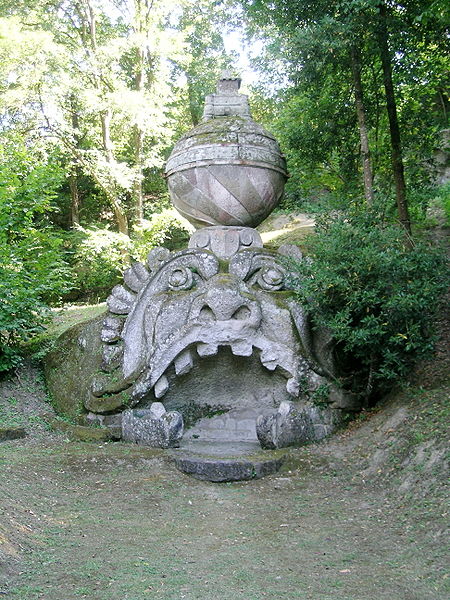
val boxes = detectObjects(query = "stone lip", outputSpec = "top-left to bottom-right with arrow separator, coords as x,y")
165,117 -> 287,178
170,441 -> 285,482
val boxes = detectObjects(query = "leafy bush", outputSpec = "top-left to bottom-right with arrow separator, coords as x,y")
0,138 -> 71,372
288,210 -> 448,400
424,184 -> 450,227
131,209 -> 192,262
71,227 -> 132,300
69,210 -> 191,299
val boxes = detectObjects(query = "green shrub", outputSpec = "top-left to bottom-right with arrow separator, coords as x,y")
0,137 -> 71,372
69,210 -> 191,299
71,227 -> 132,300
131,209 -> 192,262
424,184 -> 450,227
287,210 -> 448,400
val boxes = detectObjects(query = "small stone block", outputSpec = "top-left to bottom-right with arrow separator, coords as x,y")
0,427 -> 26,442
174,350 -> 194,376
172,454 -> 284,482
122,408 -> 184,448
154,375 -> 169,399
149,402 -> 166,419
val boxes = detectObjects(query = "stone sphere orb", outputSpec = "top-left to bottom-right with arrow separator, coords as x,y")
165,116 -> 288,230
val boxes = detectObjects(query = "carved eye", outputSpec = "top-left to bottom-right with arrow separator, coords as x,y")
168,267 -> 194,291
256,266 -> 285,291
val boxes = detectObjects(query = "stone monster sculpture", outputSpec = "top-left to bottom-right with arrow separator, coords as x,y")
87,74 -> 353,449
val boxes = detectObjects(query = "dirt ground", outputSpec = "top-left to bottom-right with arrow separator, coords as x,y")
1,232 -> 449,600
0,357 -> 448,600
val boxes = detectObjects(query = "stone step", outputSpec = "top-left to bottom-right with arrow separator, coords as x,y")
184,408 -> 271,442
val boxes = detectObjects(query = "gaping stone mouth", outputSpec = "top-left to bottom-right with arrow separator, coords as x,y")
146,328 -> 300,401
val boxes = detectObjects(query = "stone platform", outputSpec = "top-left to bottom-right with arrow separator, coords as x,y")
170,440 -> 285,482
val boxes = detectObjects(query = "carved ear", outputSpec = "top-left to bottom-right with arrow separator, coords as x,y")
106,265 -> 150,381
230,250 -> 287,291
121,305 -> 147,381
288,299 -> 337,380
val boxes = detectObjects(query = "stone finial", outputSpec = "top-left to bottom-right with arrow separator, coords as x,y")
217,71 -> 242,94
201,73 -> 250,121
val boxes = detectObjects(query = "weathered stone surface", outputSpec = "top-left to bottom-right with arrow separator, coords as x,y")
189,226 -> 263,260
165,75 -> 288,230
85,412 -> 122,438
92,241 -> 315,413
87,224 -> 353,431
122,404 -> 184,448
184,407 -> 271,443
202,73 -> 251,120
256,401 -> 345,449
0,427 -> 26,442
44,312 -> 106,418
172,454 -> 284,482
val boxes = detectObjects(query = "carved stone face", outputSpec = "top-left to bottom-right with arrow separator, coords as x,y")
86,237 -> 333,418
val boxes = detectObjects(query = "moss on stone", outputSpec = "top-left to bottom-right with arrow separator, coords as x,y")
49,418 -> 114,442
44,314 -> 105,419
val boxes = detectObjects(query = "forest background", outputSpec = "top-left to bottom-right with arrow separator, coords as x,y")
0,0 -> 448,390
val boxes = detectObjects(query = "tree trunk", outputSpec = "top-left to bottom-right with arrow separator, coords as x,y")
69,172 -> 80,226
377,1 -> 411,236
350,45 -> 374,205
112,204 -> 129,236
132,125 -> 144,223
86,0 -> 129,236
186,75 -> 200,126
101,108 -> 129,235
69,98 -> 81,226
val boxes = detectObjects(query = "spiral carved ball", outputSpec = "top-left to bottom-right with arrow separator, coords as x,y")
165,116 -> 288,230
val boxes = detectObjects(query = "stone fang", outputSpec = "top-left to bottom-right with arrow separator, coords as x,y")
174,350 -> 194,376
231,341 -> 253,356
197,343 -> 219,357
154,375 -> 169,399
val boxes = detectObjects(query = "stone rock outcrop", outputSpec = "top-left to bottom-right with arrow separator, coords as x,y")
122,403 -> 184,448
256,401 -> 345,449
44,313 -> 105,419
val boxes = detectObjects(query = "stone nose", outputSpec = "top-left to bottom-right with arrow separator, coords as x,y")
199,288 -> 251,322
192,286 -> 260,327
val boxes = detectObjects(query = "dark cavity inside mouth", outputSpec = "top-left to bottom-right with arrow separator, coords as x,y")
141,346 -> 293,434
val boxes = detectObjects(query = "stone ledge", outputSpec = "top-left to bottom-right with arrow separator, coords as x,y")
49,419 -> 116,442
171,451 -> 285,482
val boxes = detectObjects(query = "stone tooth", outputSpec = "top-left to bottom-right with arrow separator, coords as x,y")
154,375 -> 169,399
174,350 -> 194,376
123,262 -> 150,293
261,360 -> 278,371
286,378 -> 300,397
107,285 -> 135,315
101,344 -> 123,372
197,343 -> 218,357
260,349 -> 279,371
230,341 -> 253,357
101,316 -> 123,343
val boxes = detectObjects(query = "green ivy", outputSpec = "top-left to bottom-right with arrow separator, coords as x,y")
131,209 -> 191,261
